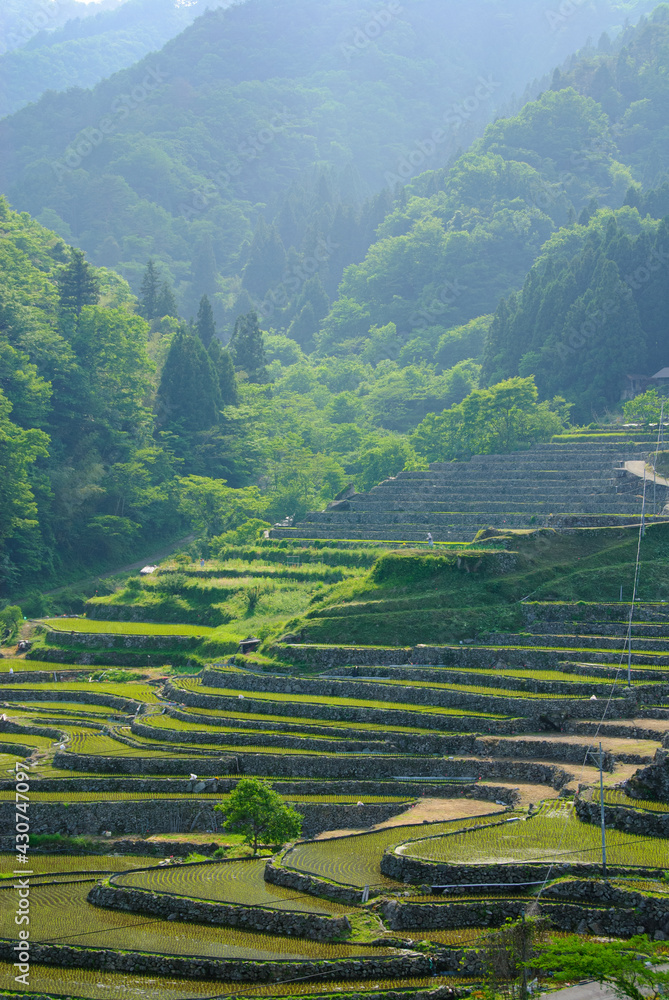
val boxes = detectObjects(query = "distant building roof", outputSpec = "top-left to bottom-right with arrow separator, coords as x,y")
652,368 -> 669,379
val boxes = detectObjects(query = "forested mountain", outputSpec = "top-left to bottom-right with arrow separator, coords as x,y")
0,0 -> 659,328
2,2 -> 669,598
0,198 -> 485,596
0,0 -> 123,56
0,0 -> 237,120
318,6 -> 669,417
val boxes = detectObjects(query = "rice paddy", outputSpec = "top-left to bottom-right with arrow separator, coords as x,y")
283,816 -> 509,889
600,788 -> 669,813
4,523 -> 669,991
0,854 -> 160,876
0,882 -> 387,960
0,963 -> 476,1000
115,859 -> 352,914
397,802 -> 669,867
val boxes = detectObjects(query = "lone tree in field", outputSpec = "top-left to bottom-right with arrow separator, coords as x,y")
216,778 -> 302,855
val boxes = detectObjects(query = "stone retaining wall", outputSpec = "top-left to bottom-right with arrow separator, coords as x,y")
52,751 -> 239,775
166,683 -> 530,735
44,629 -> 200,651
575,797 -> 669,837
381,894 -> 669,939
200,669 -> 635,721
625,750 -> 669,802
163,707 -> 497,753
90,878 -> 350,941
137,719 -> 607,766
328,664 -> 637,698
26,647 -> 205,668
266,643 -> 662,675
51,749 -> 569,786
0,939 -> 442,982
264,856 -> 374,906
131,719 -> 396,755
0,689 -> 140,713
0,720 -> 68,740
0,776 -> 519,805
0,670 -> 86,683
379,846 -> 663,886
0,798 -> 411,838
381,898 -> 527,930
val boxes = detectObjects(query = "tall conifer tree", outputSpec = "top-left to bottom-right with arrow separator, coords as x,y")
228,311 -> 267,382
57,248 -> 100,316
155,329 -> 220,431
208,338 -> 239,405
196,294 -> 216,348
139,260 -> 160,320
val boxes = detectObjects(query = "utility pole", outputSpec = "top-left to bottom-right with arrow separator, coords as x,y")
586,743 -> 607,878
599,742 -> 607,879
641,468 -> 647,537
627,607 -> 633,688
520,907 -> 529,1000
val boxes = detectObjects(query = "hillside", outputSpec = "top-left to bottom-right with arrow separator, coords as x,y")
0,0 -> 237,120
315,6 -> 669,415
0,0 -> 660,324
279,521 -> 669,647
0,0 -> 122,56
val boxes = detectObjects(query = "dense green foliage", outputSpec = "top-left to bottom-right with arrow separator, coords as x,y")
315,7 -> 669,418
412,377 -> 569,463
0,0 -> 235,118
4,3 -> 669,600
0,0 -> 659,329
216,777 -> 303,855
533,935 -> 669,1000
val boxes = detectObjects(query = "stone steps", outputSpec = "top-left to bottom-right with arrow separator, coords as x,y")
269,435 -> 669,542
313,503 -> 650,520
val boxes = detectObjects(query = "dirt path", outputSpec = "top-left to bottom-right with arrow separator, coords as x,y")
313,797 -> 507,840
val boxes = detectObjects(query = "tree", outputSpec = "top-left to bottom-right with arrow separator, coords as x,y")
0,605 -> 22,643
155,330 -> 220,432
215,778 -> 302,856
624,387 -> 665,425
191,235 -> 218,299
177,476 -> 269,537
156,281 -> 179,319
196,294 -> 216,348
57,248 -> 100,316
0,388 -> 50,591
411,376 -> 568,463
228,311 -> 267,382
241,219 -> 286,296
139,260 -> 160,320
208,339 -> 239,406
532,934 -> 669,1000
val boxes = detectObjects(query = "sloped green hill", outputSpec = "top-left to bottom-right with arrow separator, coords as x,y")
315,5 -> 669,410
0,0 -> 659,322
0,0 -> 236,119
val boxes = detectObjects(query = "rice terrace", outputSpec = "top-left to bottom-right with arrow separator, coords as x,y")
3,0 -> 669,994
2,428 -> 669,1000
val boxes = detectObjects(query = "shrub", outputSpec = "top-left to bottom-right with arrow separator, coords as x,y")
0,604 -> 22,642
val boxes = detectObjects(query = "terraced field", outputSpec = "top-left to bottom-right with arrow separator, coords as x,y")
283,816 -> 510,889
116,858 -> 353,913
3,453 -> 669,994
0,882 -> 387,960
396,802 -> 669,867
0,964 -> 475,1000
